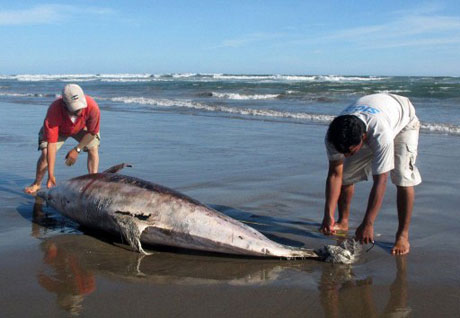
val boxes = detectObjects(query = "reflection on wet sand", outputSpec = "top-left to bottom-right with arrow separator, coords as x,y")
40,234 -> 316,282
318,256 -> 411,318
37,234 -> 317,315
383,256 -> 411,317
38,240 -> 96,316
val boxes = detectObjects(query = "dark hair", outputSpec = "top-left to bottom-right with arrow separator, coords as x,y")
327,115 -> 366,154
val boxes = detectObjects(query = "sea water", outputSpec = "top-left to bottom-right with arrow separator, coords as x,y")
1,73 -> 460,135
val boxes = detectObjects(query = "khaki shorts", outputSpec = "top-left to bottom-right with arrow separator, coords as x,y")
342,117 -> 422,187
38,127 -> 101,152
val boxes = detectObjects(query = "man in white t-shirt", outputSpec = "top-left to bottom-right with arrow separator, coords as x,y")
320,93 -> 421,255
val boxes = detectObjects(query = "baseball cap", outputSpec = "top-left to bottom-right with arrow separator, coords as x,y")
62,84 -> 87,112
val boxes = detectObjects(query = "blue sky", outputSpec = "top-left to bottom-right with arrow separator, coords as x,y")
1,1 -> 460,76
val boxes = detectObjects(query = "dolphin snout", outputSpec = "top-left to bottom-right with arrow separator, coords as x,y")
36,189 -> 49,201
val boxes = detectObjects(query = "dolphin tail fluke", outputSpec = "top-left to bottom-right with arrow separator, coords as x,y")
314,239 -> 363,264
103,163 -> 133,174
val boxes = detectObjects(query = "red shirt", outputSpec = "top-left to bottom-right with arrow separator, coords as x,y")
44,96 -> 100,143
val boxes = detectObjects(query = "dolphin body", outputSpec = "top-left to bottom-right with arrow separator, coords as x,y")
38,164 -> 319,259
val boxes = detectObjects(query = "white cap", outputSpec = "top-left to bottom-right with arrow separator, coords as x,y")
62,84 -> 87,112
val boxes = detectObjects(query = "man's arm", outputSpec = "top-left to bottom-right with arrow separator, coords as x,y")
355,172 -> 389,244
47,142 -> 57,188
65,132 -> 96,166
78,132 -> 96,149
320,160 -> 344,234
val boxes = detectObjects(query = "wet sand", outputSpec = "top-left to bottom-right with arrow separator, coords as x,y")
1,100 -> 460,317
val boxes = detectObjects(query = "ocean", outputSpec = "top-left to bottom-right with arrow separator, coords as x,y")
1,73 -> 460,134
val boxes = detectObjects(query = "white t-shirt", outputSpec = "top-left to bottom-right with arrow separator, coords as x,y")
326,93 -> 415,174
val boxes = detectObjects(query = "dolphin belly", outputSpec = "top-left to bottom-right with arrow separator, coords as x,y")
38,164 -> 318,259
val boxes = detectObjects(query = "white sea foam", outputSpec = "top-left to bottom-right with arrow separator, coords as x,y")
101,78 -> 154,82
110,96 -> 333,123
211,92 -> 279,100
0,73 -> 155,82
421,123 -> 460,135
376,89 -> 411,93
0,73 -> 388,83
318,75 -> 385,82
171,73 -> 197,78
212,74 -> 276,80
0,92 -> 57,98
211,74 -> 385,82
280,75 -> 317,81
0,92 -> 30,97
98,73 -> 152,79
13,74 -> 97,82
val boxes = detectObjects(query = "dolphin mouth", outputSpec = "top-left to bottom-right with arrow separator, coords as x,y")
36,189 -> 49,201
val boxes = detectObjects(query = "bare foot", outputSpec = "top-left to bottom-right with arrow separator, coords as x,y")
392,236 -> 410,255
24,183 -> 41,194
333,221 -> 349,232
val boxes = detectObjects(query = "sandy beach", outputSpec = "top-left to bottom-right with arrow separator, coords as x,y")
1,98 -> 460,317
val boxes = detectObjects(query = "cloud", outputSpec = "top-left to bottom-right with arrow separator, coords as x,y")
210,4 -> 460,53
268,3 -> 460,53
316,8 -> 460,50
0,4 -> 115,26
328,15 -> 460,41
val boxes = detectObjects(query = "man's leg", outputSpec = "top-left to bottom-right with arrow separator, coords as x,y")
24,148 -> 48,194
335,184 -> 354,231
392,186 -> 414,255
87,146 -> 99,174
391,114 -> 421,255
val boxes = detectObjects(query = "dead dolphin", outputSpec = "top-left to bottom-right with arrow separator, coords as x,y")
37,163 -> 319,259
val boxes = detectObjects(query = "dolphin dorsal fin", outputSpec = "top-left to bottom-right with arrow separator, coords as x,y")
103,163 -> 133,174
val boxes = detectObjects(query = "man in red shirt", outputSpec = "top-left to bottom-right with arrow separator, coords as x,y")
24,84 -> 101,194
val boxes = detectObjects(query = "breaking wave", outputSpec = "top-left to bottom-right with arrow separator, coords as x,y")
210,74 -> 386,82
211,92 -> 280,100
0,92 -> 57,98
0,73 -> 387,83
108,96 -> 460,135
109,96 -> 334,123
421,123 -> 460,135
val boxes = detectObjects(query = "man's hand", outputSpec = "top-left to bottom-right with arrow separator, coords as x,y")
355,222 -> 374,244
320,215 -> 336,235
65,148 -> 79,166
47,175 -> 57,188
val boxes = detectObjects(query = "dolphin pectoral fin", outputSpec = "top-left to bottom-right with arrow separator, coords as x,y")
103,163 -> 133,174
113,213 -> 152,255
